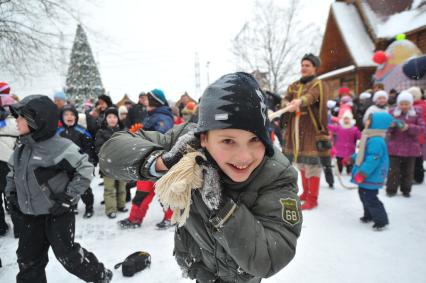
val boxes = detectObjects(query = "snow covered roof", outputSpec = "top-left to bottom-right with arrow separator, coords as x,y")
360,0 -> 426,39
318,65 -> 356,80
332,2 -> 376,67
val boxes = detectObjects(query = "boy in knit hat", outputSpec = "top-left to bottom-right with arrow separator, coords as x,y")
53,91 -> 66,110
57,104 -> 97,218
118,89 -> 174,229
349,112 -> 393,231
5,95 -> 112,282
362,90 -> 389,125
95,107 -> 127,219
355,91 -> 373,130
100,72 -> 301,282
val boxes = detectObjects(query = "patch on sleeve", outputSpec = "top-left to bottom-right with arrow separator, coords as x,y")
280,198 -> 300,226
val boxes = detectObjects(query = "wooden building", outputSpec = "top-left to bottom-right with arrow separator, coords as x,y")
318,0 -> 426,97
116,94 -> 135,107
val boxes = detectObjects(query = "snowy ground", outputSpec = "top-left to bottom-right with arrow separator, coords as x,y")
1,168 -> 426,283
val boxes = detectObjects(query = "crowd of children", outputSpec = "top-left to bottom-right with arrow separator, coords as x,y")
0,74 -> 425,281
327,84 -> 426,231
0,82 -> 203,281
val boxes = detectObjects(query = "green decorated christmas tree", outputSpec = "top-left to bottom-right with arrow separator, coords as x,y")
65,24 -> 104,105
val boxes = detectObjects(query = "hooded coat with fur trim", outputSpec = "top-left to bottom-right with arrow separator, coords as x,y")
282,77 -> 330,164
388,106 -> 425,157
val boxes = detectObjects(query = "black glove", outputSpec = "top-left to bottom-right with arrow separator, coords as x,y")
49,192 -> 74,216
194,155 -> 223,211
6,193 -> 19,212
195,155 -> 237,229
161,130 -> 200,169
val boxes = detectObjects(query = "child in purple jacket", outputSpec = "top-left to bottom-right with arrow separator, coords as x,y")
328,110 -> 361,174
386,91 -> 425,197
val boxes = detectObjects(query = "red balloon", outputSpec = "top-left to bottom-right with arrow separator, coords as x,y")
373,51 -> 388,64
185,101 -> 196,110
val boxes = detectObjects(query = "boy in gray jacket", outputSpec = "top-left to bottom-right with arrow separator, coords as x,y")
5,95 -> 112,283
100,73 -> 302,282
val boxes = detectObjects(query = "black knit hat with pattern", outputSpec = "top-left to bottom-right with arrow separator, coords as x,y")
195,72 -> 274,157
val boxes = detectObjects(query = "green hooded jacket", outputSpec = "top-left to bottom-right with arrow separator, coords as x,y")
99,123 -> 302,283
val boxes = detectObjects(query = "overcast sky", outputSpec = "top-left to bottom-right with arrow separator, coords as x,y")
4,0 -> 334,103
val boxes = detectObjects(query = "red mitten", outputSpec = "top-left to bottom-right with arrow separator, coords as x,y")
354,173 -> 365,184
129,123 -> 143,133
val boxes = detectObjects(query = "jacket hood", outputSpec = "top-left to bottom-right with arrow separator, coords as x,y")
339,110 -> 356,128
369,112 -> 393,130
60,104 -> 79,126
151,106 -> 174,118
10,95 -> 58,141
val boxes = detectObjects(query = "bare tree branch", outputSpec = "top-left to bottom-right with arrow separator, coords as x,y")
0,0 -> 82,79
232,0 -> 323,94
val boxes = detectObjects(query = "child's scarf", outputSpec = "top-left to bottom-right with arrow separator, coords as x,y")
393,105 -> 416,118
355,129 -> 387,166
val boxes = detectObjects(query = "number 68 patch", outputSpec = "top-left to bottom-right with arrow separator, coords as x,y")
279,198 -> 300,226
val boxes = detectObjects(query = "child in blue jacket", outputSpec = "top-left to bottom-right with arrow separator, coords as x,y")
349,112 -> 393,231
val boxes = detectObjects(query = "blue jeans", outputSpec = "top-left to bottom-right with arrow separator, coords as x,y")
358,188 -> 389,226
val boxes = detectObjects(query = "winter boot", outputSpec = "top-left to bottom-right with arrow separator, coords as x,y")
360,216 -> 372,223
96,268 -> 113,283
299,170 -> 309,201
83,207 -> 94,219
301,176 -> 320,210
107,212 -> 117,219
372,223 -> 388,231
156,220 -> 174,230
324,166 -> 334,189
118,218 -> 142,229
118,207 -> 128,212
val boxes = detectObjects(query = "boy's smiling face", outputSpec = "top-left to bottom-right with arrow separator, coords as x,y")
63,111 -> 76,127
200,128 -> 265,183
